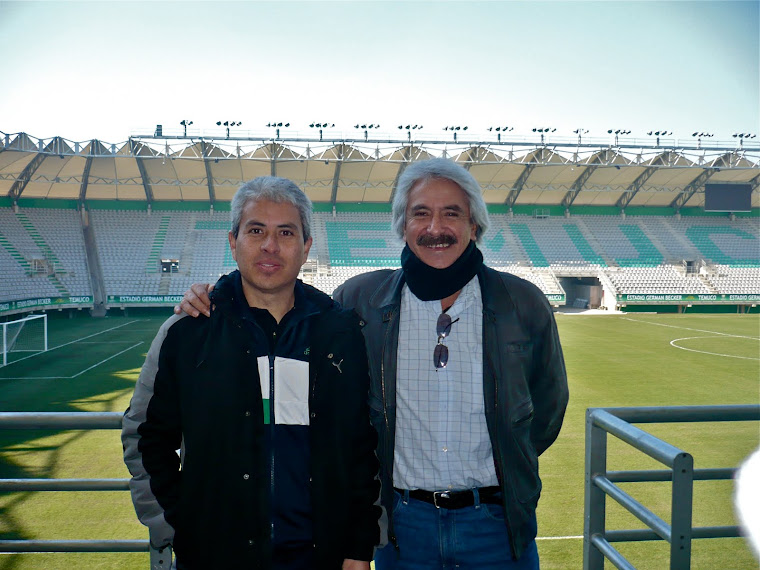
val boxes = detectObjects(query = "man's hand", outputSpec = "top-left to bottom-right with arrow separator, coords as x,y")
173,283 -> 214,317
342,560 -> 370,570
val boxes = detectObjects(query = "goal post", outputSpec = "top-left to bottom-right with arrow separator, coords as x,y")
1,313 -> 48,366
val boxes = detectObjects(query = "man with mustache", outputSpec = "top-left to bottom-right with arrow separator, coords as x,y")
179,159 -> 568,569
123,176 -> 381,569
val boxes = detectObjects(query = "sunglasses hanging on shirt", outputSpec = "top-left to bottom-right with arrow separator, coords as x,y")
434,312 -> 459,369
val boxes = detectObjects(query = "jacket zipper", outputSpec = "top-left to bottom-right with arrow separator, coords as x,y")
485,311 -> 517,560
381,308 -> 397,547
381,308 -> 398,451
269,345 -> 276,543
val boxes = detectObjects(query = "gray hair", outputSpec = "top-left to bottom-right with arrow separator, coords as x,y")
231,176 -> 312,242
391,158 -> 489,243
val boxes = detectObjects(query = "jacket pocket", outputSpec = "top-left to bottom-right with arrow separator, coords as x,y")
511,397 -> 534,427
504,341 -> 532,354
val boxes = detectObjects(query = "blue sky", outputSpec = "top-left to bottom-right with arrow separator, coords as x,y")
0,0 -> 757,144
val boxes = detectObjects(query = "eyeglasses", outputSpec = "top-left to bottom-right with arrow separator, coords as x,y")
434,312 -> 459,369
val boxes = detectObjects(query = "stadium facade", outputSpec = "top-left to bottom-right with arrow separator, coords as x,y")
1,128 -> 758,317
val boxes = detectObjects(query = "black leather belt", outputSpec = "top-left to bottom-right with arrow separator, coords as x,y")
394,486 -> 501,509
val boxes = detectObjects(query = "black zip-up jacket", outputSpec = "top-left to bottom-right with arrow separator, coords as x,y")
334,265 -> 568,561
122,272 -> 381,568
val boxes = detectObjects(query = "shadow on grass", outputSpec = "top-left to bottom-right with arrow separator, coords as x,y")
0,312 -> 166,551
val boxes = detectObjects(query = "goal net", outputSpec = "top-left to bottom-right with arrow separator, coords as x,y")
2,314 -> 48,366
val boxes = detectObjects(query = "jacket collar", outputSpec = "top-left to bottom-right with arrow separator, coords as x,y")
369,265 -> 515,316
195,271 -> 335,367
477,265 -> 515,316
212,270 -> 333,320
368,269 -> 406,310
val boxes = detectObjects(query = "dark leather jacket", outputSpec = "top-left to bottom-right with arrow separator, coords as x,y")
334,265 -> 568,560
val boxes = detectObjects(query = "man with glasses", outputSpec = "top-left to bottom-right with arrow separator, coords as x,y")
178,159 -> 568,569
333,158 -> 568,569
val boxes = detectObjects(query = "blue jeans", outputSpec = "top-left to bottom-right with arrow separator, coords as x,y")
374,490 -> 539,570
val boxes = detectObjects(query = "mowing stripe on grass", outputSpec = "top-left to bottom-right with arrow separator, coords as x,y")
0,320 -> 139,368
70,341 -> 144,377
0,342 -> 144,380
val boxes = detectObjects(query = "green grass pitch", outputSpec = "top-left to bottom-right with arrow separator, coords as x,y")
0,310 -> 758,569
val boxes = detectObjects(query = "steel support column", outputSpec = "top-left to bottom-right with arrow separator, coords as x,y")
388,146 -> 413,206
129,139 -> 154,204
79,156 -> 92,202
504,163 -> 535,209
8,150 -> 48,201
670,169 -> 715,210
670,452 -> 694,569
329,147 -> 344,206
616,165 -> 656,210
269,143 -> 278,177
584,409 -> 608,570
562,164 -> 598,209
200,141 -> 216,205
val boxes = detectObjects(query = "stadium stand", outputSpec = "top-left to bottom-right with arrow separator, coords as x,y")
1,205 -> 758,311
89,209 -> 239,297
0,207 -> 90,303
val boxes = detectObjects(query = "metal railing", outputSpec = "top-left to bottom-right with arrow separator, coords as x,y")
0,412 -> 172,568
584,404 -> 760,570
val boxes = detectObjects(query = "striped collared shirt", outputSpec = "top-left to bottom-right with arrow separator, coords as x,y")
393,276 -> 499,491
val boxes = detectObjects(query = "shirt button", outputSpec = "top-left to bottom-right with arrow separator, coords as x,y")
246,349 -> 250,354
248,539 -> 254,546
327,353 -> 333,359
310,412 -> 316,418
442,447 -> 448,452
243,473 -> 250,480
244,411 -> 251,417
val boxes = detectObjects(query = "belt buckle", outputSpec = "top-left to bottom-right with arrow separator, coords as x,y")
433,491 -> 450,509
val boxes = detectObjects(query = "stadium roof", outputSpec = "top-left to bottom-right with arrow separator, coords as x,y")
1,130 -> 759,210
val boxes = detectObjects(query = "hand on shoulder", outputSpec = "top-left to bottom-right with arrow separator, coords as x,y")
173,283 -> 214,317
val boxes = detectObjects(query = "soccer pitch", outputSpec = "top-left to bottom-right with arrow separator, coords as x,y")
0,310 -> 758,569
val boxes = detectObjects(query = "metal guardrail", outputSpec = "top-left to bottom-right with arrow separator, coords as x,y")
584,405 -> 760,570
0,412 -> 172,568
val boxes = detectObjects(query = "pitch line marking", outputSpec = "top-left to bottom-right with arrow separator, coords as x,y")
620,317 -> 760,340
1,320 -> 139,367
0,342 -> 144,380
670,336 -> 760,361
71,341 -> 144,377
536,535 -> 583,540
621,317 -> 759,360
76,340 -> 137,344
621,317 -> 759,338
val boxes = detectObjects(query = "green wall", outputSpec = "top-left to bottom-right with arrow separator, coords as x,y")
3,199 -> 758,218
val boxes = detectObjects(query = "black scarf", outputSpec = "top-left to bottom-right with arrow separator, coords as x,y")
400,240 -> 483,301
